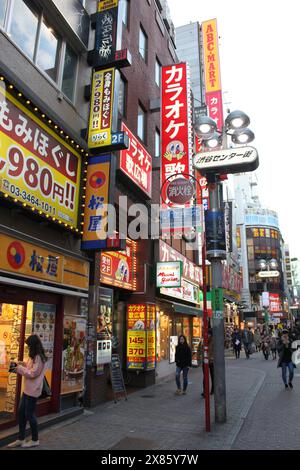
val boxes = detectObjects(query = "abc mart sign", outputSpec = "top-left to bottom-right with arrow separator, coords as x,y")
193,146 -> 259,175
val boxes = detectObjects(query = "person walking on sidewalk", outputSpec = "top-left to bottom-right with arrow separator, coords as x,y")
200,329 -> 214,397
242,327 -> 254,359
270,333 -> 278,360
254,328 -> 262,352
232,327 -> 242,359
175,335 -> 192,395
262,330 -> 271,360
277,329 -> 295,390
8,334 -> 47,448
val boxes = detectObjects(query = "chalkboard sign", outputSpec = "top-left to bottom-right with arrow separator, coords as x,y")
110,354 -> 127,403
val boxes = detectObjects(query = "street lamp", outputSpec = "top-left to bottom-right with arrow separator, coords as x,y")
194,109 -> 255,426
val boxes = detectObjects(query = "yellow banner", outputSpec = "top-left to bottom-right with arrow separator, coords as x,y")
0,88 -> 81,227
127,331 -> 146,369
81,155 -> 111,250
0,233 -> 89,290
202,19 -> 221,92
88,68 -> 115,149
98,0 -> 118,11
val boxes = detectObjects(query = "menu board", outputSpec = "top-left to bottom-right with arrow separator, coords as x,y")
61,316 -> 86,395
32,303 -> 56,361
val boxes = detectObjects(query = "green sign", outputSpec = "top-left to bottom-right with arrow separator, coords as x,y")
211,288 -> 223,311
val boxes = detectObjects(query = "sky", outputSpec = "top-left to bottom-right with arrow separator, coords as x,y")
168,0 -> 300,259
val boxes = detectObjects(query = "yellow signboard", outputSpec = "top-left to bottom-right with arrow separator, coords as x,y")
0,233 -> 89,290
88,68 -> 115,149
98,0 -> 119,11
127,331 -> 146,369
0,88 -> 81,227
202,19 -> 221,93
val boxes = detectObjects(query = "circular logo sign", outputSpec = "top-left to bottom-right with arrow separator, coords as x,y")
89,171 -> 106,189
166,178 -> 194,205
7,241 -> 26,270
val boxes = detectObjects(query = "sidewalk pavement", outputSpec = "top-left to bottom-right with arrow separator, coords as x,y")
4,354 -> 267,450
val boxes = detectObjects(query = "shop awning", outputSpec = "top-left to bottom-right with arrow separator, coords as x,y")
171,302 -> 202,317
223,292 -> 239,303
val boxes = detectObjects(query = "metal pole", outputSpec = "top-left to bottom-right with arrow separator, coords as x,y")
209,180 -> 227,424
202,231 -> 211,432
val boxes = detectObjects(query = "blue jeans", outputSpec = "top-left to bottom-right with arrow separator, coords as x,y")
281,362 -> 294,385
176,366 -> 189,391
18,393 -> 38,441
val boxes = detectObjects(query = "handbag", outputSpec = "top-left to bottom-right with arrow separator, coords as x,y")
39,376 -> 52,399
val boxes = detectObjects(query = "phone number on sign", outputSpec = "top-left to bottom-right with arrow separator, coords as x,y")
6,183 -> 56,215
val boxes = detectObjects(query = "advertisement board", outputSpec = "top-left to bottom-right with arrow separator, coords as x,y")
161,63 -> 193,206
156,261 -> 182,288
100,239 -> 137,291
126,304 -> 156,370
96,339 -> 112,365
120,122 -> 152,197
61,316 -> 86,395
159,240 -> 202,286
160,279 -> 199,305
0,88 -> 81,227
88,68 -> 115,149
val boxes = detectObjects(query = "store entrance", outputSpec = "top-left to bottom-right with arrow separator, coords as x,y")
0,303 -> 24,426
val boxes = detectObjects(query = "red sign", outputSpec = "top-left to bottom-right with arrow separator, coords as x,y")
206,90 -> 224,133
161,63 -> 192,205
222,265 -> 243,293
269,293 -> 282,313
100,239 -> 137,290
120,122 -> 152,197
159,240 -> 202,286
165,177 -> 194,205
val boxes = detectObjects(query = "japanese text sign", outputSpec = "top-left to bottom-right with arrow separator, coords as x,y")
81,155 -> 111,250
202,19 -> 224,131
0,87 -> 81,226
93,3 -> 118,68
88,68 -> 115,149
269,294 -> 282,313
100,239 -> 137,291
161,63 -> 192,206
156,261 -> 182,288
98,0 -> 119,11
120,122 -> 152,197
159,240 -> 202,286
193,146 -> 259,175
127,304 -> 156,370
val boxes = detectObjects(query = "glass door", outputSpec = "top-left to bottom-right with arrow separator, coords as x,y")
0,303 -> 24,426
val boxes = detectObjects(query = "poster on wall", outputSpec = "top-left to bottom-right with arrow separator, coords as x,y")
100,239 -> 137,290
32,303 -> 56,363
169,336 -> 178,364
61,316 -> 86,395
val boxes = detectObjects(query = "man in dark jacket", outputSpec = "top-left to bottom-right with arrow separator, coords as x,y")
242,327 -> 254,359
277,329 -> 295,389
175,335 -> 192,395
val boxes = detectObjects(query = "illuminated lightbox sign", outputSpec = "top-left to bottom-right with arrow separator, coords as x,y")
193,146 -> 259,175
156,261 -> 182,288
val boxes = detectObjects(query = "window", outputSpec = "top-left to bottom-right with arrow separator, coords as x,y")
118,74 -> 127,117
155,58 -> 161,87
155,129 -> 160,157
62,44 -> 78,102
0,0 -> 7,27
9,0 -> 39,61
36,19 -> 60,82
137,104 -> 146,142
139,25 -> 148,62
2,0 -> 78,102
122,0 -> 130,28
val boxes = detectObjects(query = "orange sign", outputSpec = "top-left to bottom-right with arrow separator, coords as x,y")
202,19 -> 221,92
0,233 -> 89,290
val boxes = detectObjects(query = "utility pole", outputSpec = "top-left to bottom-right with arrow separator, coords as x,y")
207,176 -> 227,424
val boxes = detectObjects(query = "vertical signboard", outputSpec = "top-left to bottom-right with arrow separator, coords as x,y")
202,19 -> 224,131
92,1 -> 119,68
88,68 -> 115,150
127,304 -> 156,370
81,154 -> 112,250
161,63 -> 193,206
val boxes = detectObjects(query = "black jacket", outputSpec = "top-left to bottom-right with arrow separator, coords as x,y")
175,344 -> 192,368
277,339 -> 294,368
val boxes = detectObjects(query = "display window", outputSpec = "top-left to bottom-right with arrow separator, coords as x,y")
0,289 -> 63,430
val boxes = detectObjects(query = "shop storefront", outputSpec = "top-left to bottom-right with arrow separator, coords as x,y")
0,232 -> 89,431
155,241 -> 203,379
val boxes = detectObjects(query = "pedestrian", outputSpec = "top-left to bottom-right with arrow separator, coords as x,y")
277,329 -> 295,390
242,326 -> 254,359
232,327 -> 242,359
8,334 -> 47,448
270,334 -> 277,360
200,329 -> 214,397
262,331 -> 271,360
254,328 -> 262,352
175,334 -> 192,395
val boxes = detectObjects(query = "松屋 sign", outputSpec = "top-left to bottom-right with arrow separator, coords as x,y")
193,146 -> 259,175
156,261 -> 182,288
